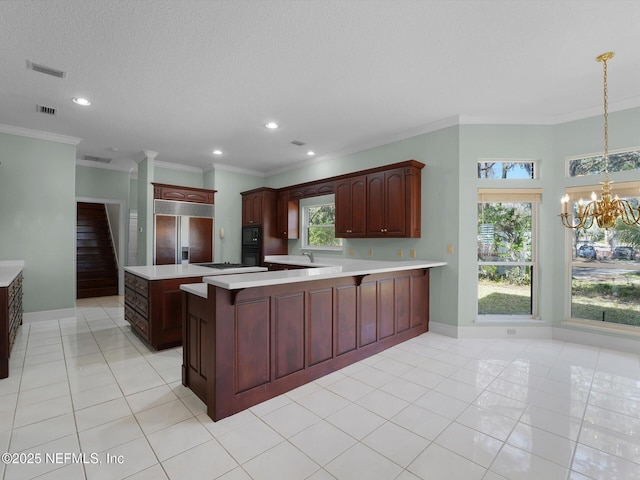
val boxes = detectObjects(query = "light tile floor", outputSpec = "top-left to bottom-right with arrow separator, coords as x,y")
0,296 -> 639,479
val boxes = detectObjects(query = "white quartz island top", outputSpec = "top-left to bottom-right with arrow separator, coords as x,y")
0,261 -> 24,287
205,256 -> 446,290
124,264 -> 267,281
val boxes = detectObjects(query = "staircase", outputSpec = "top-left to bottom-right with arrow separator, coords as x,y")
76,202 -> 118,298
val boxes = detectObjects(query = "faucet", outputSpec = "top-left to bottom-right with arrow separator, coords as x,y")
302,251 -> 314,263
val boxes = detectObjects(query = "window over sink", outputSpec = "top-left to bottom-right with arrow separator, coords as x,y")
301,195 -> 343,250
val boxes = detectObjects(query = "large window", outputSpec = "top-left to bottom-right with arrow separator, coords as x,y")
565,182 -> 640,327
477,189 -> 540,318
302,201 -> 342,250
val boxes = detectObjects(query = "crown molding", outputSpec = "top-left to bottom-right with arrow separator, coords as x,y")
207,162 -> 267,177
155,159 -> 203,174
76,158 -> 135,173
264,116 -> 462,177
0,123 -> 82,145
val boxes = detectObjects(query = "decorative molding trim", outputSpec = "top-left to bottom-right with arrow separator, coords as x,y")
0,124 -> 81,145
264,116 -> 462,177
76,158 -> 134,173
155,160 -> 204,174
143,150 -> 159,160
207,162 -> 266,177
23,308 -> 76,324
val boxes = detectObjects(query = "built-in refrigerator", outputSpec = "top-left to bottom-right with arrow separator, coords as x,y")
153,200 -> 214,265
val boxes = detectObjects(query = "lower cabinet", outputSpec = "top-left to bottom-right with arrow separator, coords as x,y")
183,268 -> 430,420
0,272 -> 23,379
125,272 -> 203,350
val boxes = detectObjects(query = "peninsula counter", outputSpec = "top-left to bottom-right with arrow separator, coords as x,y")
181,259 -> 445,421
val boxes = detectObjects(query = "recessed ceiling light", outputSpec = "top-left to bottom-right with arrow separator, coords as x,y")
265,122 -> 279,129
212,150 -> 223,155
72,97 -> 91,106
307,151 -> 315,156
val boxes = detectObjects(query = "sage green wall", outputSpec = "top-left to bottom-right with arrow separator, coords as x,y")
265,126 -> 459,327
0,132 -> 76,312
458,125 -> 554,330
154,166 -> 203,188
137,159 -> 154,265
129,178 -> 138,211
205,169 -> 263,263
552,107 -> 640,336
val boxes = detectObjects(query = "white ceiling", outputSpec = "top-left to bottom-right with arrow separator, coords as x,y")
2,0 -> 640,175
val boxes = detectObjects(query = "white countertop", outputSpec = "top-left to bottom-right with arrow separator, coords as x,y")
180,283 -> 207,298
0,260 -> 24,287
205,257 -> 446,290
124,264 -> 267,280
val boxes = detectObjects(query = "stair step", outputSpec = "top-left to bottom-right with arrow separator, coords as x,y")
76,201 -> 119,299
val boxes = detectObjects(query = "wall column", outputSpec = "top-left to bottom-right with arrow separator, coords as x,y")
137,150 -> 158,265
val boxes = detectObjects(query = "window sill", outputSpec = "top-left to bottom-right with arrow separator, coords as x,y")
475,315 -> 542,324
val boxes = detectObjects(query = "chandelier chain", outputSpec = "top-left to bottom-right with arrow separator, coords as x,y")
603,56 -> 609,178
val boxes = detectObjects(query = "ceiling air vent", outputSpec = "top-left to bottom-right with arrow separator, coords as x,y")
27,61 -> 66,78
37,105 -> 57,116
83,155 -> 112,164
291,140 -> 306,146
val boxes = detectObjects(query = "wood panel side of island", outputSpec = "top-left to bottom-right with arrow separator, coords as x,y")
182,269 -> 430,421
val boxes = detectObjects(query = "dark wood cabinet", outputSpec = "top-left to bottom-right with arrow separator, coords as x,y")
366,165 -> 421,237
335,175 -> 367,237
276,190 -> 299,239
125,271 -> 204,350
367,168 -> 405,236
0,271 -> 22,379
242,191 -> 264,226
241,188 -> 287,263
189,218 -> 213,264
183,268 -> 430,420
153,183 -> 216,204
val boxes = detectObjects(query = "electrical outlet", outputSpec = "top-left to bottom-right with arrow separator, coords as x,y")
397,249 -> 403,258
368,248 -> 373,256
348,248 -> 354,256
410,249 -> 416,258
507,328 -> 516,335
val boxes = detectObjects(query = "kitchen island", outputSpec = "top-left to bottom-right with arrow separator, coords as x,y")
124,263 -> 266,350
181,257 -> 445,421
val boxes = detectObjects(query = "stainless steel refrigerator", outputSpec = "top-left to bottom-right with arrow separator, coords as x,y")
153,200 -> 214,265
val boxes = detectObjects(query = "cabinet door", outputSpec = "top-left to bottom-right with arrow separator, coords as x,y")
189,217 -> 213,263
242,193 -> 262,225
334,179 -> 352,237
276,191 -> 299,239
366,173 -> 386,236
155,215 -> 177,265
383,169 -> 406,236
350,177 -> 367,236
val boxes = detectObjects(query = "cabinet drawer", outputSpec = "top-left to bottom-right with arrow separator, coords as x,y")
125,307 -> 149,340
125,273 -> 149,296
125,288 -> 149,316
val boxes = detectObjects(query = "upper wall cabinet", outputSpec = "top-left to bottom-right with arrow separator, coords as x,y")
242,190 -> 264,226
152,183 -> 216,204
335,175 -> 367,238
337,161 -> 423,238
276,190 -> 299,239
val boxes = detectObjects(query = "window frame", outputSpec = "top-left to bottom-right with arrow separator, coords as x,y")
563,180 -> 640,329
300,195 -> 343,252
477,159 -> 538,180
476,188 -> 541,321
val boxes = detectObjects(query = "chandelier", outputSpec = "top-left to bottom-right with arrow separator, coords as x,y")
560,52 -> 640,229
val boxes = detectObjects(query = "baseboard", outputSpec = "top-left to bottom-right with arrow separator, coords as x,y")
552,326 -> 640,354
23,308 -> 76,324
429,321 -> 459,338
458,325 -> 553,339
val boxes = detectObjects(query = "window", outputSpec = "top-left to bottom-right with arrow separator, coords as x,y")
302,201 -> 342,250
568,147 -> 640,177
477,189 -> 541,318
477,161 -> 536,179
565,181 -> 640,327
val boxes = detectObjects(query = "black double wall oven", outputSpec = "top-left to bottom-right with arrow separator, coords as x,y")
241,226 -> 261,266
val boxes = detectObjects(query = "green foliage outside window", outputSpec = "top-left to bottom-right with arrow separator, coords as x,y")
306,204 -> 342,248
